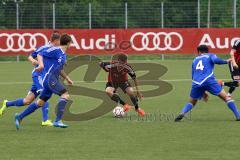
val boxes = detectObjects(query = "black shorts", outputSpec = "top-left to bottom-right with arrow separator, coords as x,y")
106,81 -> 131,93
228,62 -> 240,81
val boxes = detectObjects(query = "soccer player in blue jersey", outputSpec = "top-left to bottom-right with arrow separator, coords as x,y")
0,32 -> 61,126
14,33 -> 73,129
175,45 -> 240,122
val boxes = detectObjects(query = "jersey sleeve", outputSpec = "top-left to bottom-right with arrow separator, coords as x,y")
191,63 -> 194,80
127,65 -> 136,80
30,46 -> 43,58
99,62 -> 111,72
128,71 -> 136,80
30,51 -> 38,58
210,54 -> 227,65
232,40 -> 240,50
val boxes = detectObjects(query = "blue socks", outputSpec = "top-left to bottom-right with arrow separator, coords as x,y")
182,103 -> 194,114
55,98 -> 68,122
18,102 -> 39,120
41,102 -> 49,122
226,100 -> 240,119
181,100 -> 240,119
18,102 -> 51,121
6,98 -> 24,107
7,98 -> 50,121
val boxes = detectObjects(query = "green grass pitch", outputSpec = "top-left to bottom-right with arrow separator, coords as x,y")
0,59 -> 240,160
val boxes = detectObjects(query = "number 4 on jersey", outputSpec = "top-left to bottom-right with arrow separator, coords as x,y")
196,60 -> 204,70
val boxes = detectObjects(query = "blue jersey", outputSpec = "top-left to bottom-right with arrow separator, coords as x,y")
31,43 -> 52,77
192,53 -> 227,85
40,46 -> 66,82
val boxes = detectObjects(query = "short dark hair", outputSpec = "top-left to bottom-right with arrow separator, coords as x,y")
60,33 -> 72,45
117,53 -> 128,62
50,31 -> 61,42
197,45 -> 209,53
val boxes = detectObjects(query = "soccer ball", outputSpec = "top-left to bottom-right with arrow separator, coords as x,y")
113,106 -> 125,118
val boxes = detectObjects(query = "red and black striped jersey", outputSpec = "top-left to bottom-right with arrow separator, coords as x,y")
232,39 -> 240,64
100,61 -> 136,83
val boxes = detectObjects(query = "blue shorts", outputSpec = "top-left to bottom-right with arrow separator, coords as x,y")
29,76 -> 43,97
40,75 -> 67,102
190,80 -> 222,100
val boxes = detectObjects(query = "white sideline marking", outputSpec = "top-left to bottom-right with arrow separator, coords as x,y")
0,79 -> 231,85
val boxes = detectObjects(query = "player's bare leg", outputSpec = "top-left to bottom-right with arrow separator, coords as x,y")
0,92 -> 35,116
36,99 -> 45,107
23,92 -> 35,105
125,87 -> 145,116
105,87 -> 129,111
218,89 -> 240,120
175,98 -> 198,122
2,91 -> 52,126
202,92 -> 209,102
106,87 -> 115,97
15,90 -> 70,130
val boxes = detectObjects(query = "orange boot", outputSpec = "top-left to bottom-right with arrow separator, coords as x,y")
136,108 -> 145,117
123,104 -> 132,112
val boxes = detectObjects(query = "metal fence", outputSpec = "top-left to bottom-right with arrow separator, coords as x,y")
0,0 -> 239,29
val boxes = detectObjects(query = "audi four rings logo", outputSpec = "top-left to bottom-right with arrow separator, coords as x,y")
0,33 -> 48,52
130,32 -> 183,51
0,32 -> 183,52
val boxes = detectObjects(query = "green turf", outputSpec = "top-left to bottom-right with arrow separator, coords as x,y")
0,59 -> 240,160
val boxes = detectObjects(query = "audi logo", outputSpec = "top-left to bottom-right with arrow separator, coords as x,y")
130,32 -> 183,51
0,33 -> 48,52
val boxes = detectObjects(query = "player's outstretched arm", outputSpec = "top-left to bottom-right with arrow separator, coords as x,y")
35,55 -> 44,72
133,78 -> 143,101
28,55 -> 38,66
60,69 -> 73,86
211,54 -> 229,65
99,62 -> 110,72
230,49 -> 238,68
128,68 -> 143,100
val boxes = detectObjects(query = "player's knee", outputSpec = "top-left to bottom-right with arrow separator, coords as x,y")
23,99 -> 32,105
105,88 -> 114,96
189,101 -> 196,106
224,96 -> 232,102
219,90 -> 231,102
61,93 -> 70,100
189,98 -> 197,106
36,99 -> 45,107
24,93 -> 35,105
126,88 -> 134,96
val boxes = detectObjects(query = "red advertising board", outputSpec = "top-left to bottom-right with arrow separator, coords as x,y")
0,28 -> 239,55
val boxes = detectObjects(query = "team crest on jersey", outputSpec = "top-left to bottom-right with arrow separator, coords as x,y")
58,58 -> 62,63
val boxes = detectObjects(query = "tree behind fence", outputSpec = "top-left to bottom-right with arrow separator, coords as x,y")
0,0 -> 238,29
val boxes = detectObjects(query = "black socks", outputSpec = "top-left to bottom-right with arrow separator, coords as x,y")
130,96 -> 139,110
111,94 -> 125,105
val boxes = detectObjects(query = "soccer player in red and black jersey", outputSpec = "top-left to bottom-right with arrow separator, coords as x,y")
99,53 -> 145,116
220,39 -> 240,96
